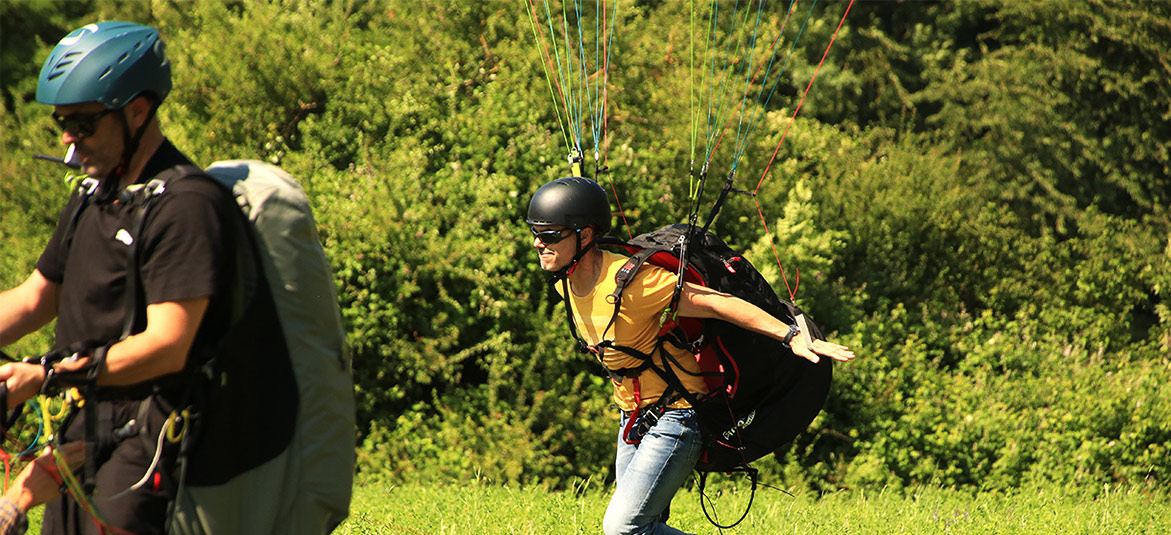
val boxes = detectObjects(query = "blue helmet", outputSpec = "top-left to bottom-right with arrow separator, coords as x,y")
36,21 -> 171,108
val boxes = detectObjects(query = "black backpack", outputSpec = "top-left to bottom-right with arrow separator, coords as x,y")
588,223 -> 833,524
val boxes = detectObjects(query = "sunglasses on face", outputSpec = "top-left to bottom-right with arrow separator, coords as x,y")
51,108 -> 115,138
530,227 -> 575,245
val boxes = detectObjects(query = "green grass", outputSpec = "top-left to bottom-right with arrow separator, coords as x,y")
334,481 -> 1170,534
21,479 -> 1168,533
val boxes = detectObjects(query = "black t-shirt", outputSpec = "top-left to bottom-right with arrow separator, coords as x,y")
36,140 -> 239,388
37,142 -> 298,486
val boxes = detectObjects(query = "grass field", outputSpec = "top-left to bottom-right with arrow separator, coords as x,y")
20,479 -> 1168,533
334,481 -> 1169,534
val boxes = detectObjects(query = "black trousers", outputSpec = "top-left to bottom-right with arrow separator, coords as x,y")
41,396 -> 182,535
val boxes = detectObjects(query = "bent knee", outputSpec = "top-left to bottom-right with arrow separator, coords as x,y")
602,510 -> 625,535
602,508 -> 645,535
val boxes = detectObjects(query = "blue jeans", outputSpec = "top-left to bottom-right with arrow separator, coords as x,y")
603,408 -> 702,535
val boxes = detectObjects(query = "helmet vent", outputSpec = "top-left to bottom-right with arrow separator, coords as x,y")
37,22 -> 172,106
49,52 -> 81,75
47,58 -> 75,80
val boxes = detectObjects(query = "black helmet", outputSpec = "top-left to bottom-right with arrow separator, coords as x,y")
526,177 -> 612,236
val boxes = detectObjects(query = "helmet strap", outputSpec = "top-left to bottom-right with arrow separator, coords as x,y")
553,229 -> 595,281
100,101 -> 159,201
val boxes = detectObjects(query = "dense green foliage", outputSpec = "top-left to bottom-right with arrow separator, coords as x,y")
2,0 -> 1168,497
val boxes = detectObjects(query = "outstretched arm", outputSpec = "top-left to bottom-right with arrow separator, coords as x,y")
675,282 -> 854,364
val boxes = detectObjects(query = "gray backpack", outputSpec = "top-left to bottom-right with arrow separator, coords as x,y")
165,160 -> 355,534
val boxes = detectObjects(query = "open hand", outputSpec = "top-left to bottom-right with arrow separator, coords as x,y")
790,335 -> 855,364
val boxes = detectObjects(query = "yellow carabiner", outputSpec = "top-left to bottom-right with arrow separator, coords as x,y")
165,409 -> 189,443
47,388 -> 80,420
37,389 -> 80,443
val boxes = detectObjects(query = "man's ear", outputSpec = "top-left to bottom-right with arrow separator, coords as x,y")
123,96 -> 153,129
580,226 -> 595,247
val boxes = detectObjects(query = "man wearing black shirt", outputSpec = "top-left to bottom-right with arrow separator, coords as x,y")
0,22 -> 243,534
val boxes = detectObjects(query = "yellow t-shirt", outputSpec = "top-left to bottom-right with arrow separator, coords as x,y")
558,250 -> 710,411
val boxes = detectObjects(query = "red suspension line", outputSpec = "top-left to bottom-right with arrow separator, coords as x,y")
753,0 -> 854,302
755,0 -> 854,194
602,0 -> 610,169
708,0 -> 801,162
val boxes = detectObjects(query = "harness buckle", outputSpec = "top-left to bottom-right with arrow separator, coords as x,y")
143,178 -> 167,197
78,177 -> 100,196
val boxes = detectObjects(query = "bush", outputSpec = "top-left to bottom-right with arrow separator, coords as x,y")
2,0 -> 1167,494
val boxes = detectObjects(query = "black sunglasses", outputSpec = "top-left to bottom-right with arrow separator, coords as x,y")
530,226 -> 576,245
51,108 -> 115,138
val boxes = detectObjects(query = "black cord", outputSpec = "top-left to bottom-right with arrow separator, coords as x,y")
697,467 -> 760,530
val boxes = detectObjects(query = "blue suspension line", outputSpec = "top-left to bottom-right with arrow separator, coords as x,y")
541,0 -> 580,154
575,0 -> 597,163
702,0 -> 721,172
590,0 -> 619,162
731,0 -> 819,167
729,0 -> 768,172
574,0 -> 589,156
533,1 -> 617,174
591,0 -> 601,156
704,0 -> 733,163
562,0 -> 583,154
704,0 -> 757,168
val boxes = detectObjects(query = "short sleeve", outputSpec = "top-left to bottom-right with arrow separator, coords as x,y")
35,191 -> 86,284
0,496 -> 28,534
622,263 -> 678,319
137,178 -> 236,305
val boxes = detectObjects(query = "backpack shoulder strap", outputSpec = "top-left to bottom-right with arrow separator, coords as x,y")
598,237 -> 675,332
556,248 -> 654,380
607,247 -> 657,305
57,177 -> 102,265
118,164 -> 212,339
575,242 -> 688,382
559,276 -> 590,354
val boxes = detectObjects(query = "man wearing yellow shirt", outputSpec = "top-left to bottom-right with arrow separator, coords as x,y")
526,177 -> 854,535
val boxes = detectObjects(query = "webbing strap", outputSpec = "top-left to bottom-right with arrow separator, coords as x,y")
619,378 -> 681,446
620,378 -> 642,444
82,344 -> 109,495
559,276 -> 589,354
0,384 -> 21,433
59,178 -> 101,259
118,165 -> 206,339
556,237 -> 721,438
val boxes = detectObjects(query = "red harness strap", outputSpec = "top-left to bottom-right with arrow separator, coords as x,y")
621,377 -> 643,445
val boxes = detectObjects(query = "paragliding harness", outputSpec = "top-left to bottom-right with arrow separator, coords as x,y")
19,170 -> 175,502
106,163 -> 300,495
559,223 -> 832,528
5,163 -> 302,531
